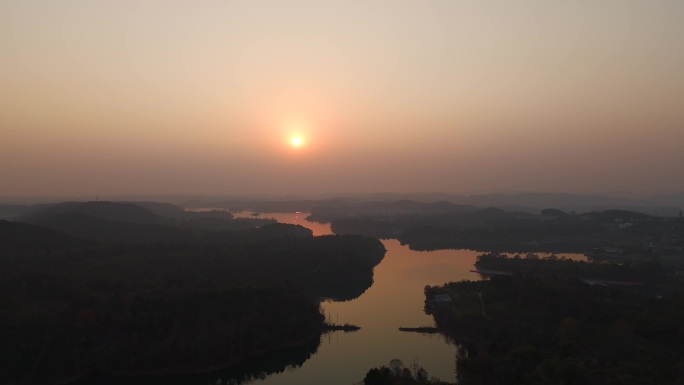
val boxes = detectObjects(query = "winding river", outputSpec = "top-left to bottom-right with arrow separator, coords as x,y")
237,212 -> 586,385
220,212 -> 469,384
81,211 -> 584,385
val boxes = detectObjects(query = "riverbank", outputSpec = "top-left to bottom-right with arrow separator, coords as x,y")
55,332 -> 323,385
425,275 -> 684,384
398,326 -> 439,334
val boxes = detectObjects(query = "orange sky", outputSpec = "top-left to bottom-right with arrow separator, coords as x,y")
1,1 -> 683,197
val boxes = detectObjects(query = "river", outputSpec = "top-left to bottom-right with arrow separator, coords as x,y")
233,211 -> 586,385
81,211 -> 584,385
236,212 -> 480,384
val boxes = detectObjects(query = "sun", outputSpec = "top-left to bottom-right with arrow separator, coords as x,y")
289,135 -> 304,148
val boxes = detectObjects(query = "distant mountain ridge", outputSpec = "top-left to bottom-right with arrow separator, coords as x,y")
2,191 -> 682,218
14,201 -> 197,243
309,193 -> 683,216
316,192 -> 682,211
32,212 -> 185,243
20,201 -> 172,225
6,201 -> 312,244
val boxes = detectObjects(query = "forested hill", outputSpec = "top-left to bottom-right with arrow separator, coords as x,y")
28,212 -> 187,244
0,220 -> 86,252
20,201 -> 172,225
425,275 -> 684,384
0,202 -> 386,385
8,201 -> 277,243
474,252 -> 668,283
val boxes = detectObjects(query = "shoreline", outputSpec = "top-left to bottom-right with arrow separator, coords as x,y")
471,268 -> 642,285
398,326 -> 439,334
53,331 -> 322,385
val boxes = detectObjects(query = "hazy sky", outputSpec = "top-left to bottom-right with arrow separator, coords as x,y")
2,0 -> 683,197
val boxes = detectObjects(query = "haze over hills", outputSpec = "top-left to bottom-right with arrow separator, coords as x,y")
20,201 -> 173,225
199,192 -> 684,217
310,192 -> 684,214
3,1 -> 684,384
138,191 -> 684,216
2,192 -> 683,219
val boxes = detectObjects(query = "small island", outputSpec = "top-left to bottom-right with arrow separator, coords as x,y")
324,323 -> 362,332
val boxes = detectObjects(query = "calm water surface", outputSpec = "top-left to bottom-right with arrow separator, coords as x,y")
233,212 -> 483,384
234,212 -> 586,384
84,211 -> 584,385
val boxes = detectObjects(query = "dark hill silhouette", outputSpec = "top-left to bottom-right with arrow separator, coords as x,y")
583,209 -> 651,222
388,199 -> 428,211
131,201 -> 194,219
129,201 -> 236,221
471,207 -> 508,220
541,208 -> 570,218
252,223 -> 313,239
33,212 -> 185,243
0,204 -> 33,219
16,201 -> 269,235
184,199 -> 321,212
463,192 -> 634,208
0,220 -> 83,252
201,223 -> 313,244
308,199 -> 476,222
19,201 -> 172,226
465,207 -> 535,223
183,192 -> 659,213
425,200 -> 458,211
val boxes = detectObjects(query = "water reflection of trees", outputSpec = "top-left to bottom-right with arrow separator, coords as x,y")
77,335 -> 322,385
305,276 -> 374,302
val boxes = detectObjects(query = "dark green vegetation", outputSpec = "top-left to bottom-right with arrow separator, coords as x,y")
0,202 -> 385,385
362,359 -> 453,385
425,271 -> 684,385
310,201 -> 684,261
12,201 -> 277,243
66,333 -> 322,385
322,323 -> 361,332
397,327 -> 439,334
474,252 -> 669,284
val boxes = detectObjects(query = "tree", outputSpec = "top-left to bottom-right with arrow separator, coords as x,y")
389,358 -> 405,376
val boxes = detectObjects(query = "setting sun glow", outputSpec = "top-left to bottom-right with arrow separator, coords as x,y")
290,136 -> 304,148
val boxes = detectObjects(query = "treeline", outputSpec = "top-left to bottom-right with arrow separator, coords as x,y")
425,276 -> 684,385
362,359 -> 453,385
474,252 -> 669,283
0,234 -> 385,299
315,203 -> 684,255
2,286 -> 322,385
397,225 -> 597,253
10,201 -> 277,244
327,208 -> 605,252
